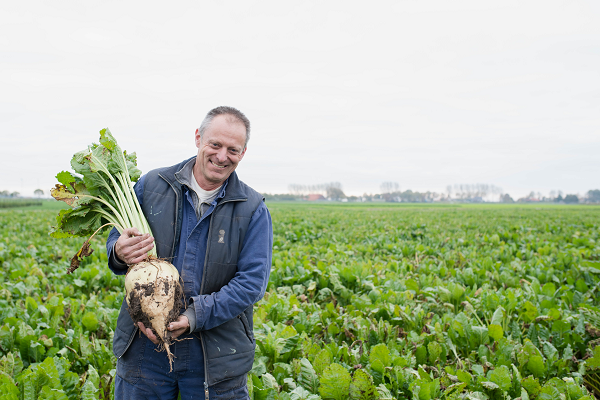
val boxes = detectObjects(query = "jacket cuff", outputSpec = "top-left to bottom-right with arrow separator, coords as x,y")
109,243 -> 128,271
182,302 -> 197,333
189,295 -> 206,331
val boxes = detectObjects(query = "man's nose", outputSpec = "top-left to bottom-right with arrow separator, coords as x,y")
215,148 -> 228,162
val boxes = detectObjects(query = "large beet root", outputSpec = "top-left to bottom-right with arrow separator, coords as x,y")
125,258 -> 183,370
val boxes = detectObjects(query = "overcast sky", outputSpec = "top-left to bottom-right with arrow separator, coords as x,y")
1,0 -> 599,198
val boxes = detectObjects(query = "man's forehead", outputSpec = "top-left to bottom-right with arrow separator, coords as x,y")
203,117 -> 246,146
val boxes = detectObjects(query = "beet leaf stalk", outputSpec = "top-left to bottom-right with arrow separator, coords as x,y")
50,128 -> 155,271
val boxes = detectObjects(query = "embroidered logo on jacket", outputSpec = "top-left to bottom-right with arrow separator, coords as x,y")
218,230 -> 225,243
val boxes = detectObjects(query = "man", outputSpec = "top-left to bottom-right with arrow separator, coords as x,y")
106,106 -> 273,399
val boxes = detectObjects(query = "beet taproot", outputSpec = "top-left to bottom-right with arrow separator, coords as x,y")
125,258 -> 184,370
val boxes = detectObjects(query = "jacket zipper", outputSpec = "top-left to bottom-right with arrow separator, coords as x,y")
198,197 -> 246,394
160,173 -> 181,258
199,211 -> 214,398
117,325 -> 138,359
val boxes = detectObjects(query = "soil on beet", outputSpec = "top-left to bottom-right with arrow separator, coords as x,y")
127,280 -> 184,341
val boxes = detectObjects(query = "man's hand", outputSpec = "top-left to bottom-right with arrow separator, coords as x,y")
137,322 -> 159,345
167,315 -> 190,340
137,316 -> 190,345
115,228 -> 154,264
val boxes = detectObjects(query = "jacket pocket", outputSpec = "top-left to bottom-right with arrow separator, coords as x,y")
116,333 -> 145,385
238,312 -> 254,343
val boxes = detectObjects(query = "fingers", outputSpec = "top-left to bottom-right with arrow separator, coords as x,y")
168,316 -> 190,340
115,230 -> 155,264
137,322 -> 159,345
138,317 -> 190,344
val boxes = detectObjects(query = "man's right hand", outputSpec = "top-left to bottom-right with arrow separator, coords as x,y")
114,228 -> 155,264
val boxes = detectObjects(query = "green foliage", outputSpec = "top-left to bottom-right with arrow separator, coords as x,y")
2,203 -> 600,398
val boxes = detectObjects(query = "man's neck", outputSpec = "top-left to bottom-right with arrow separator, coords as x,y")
191,169 -> 222,197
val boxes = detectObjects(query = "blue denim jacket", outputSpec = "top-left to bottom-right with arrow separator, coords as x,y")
107,158 -> 272,387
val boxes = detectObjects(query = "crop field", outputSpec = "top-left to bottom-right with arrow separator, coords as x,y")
1,203 -> 600,400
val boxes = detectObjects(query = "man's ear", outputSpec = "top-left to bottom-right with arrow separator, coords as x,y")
239,147 -> 247,160
195,128 -> 201,148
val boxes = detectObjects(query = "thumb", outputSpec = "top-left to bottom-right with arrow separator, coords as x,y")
169,316 -> 189,331
123,227 -> 142,237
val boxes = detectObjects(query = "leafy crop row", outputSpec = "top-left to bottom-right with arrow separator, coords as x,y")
1,204 -> 600,399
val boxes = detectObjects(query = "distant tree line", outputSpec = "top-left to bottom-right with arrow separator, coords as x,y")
288,182 -> 346,200
446,184 -> 503,201
377,182 -> 503,203
276,182 -> 600,204
0,190 -> 21,198
0,189 -> 45,198
502,189 -> 600,204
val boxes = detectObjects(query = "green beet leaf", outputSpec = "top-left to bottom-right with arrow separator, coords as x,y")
313,349 -> 332,376
528,355 -> 546,378
489,324 -> 503,341
376,384 -> 394,400
487,365 -> 512,392
81,312 -> 99,332
538,385 -> 561,400
490,306 -> 505,326
522,376 -> 541,398
289,386 -> 321,400
0,371 -> 20,398
319,363 -> 351,400
369,344 -> 391,369
297,358 -> 319,393
349,369 -> 377,400
587,346 -> 600,370
80,365 -> 99,400
428,342 -> 442,364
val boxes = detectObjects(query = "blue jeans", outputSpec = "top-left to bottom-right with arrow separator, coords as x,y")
115,332 -> 249,400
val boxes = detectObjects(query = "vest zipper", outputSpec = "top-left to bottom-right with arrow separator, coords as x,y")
199,207 -> 215,393
198,197 -> 245,390
160,174 -> 181,258
117,325 -> 138,359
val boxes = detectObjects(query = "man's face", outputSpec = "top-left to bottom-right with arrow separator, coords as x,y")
194,114 -> 247,190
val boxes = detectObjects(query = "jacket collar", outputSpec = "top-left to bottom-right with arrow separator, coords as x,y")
167,156 -> 248,203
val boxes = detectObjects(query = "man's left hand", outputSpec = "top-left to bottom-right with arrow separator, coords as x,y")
167,315 -> 190,339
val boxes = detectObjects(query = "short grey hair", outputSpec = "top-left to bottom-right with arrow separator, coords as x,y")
197,106 -> 251,149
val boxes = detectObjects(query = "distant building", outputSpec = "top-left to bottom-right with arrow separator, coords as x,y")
307,194 -> 325,201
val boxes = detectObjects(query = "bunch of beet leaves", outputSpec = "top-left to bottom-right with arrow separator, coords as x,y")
50,129 -> 155,270
50,128 -> 182,370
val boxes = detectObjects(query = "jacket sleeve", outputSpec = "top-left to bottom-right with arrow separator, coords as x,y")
190,202 -> 273,332
106,175 -> 146,275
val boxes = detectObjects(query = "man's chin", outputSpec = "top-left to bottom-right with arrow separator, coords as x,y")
207,170 -> 231,184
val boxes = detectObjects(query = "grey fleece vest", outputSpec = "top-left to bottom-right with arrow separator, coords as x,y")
112,157 -> 264,386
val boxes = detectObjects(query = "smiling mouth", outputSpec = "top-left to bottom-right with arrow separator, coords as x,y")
210,160 -> 227,169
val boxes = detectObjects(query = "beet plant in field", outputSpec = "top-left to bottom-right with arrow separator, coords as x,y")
49,129 -> 183,368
